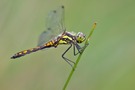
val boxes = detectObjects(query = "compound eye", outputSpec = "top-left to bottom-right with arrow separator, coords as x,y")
76,32 -> 86,43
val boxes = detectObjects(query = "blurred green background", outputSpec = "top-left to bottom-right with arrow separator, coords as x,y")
0,0 -> 135,90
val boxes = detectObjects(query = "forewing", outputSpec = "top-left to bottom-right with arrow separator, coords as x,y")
37,5 -> 65,46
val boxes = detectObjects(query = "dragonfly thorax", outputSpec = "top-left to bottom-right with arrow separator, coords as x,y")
76,32 -> 86,43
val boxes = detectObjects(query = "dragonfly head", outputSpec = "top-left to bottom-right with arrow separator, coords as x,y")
76,32 -> 86,43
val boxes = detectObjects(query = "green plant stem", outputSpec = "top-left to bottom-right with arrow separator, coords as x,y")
62,22 -> 97,90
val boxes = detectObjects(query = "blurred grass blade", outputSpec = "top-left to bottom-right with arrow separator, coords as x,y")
63,22 -> 97,90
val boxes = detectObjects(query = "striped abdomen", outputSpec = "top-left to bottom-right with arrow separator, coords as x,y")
11,40 -> 55,59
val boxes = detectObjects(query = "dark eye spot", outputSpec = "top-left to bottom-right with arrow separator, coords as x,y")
61,5 -> 64,9
47,28 -> 51,30
53,10 -> 56,13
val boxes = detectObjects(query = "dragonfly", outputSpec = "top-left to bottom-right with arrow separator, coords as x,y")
11,5 -> 86,67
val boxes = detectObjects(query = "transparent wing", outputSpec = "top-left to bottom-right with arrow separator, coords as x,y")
37,5 -> 65,46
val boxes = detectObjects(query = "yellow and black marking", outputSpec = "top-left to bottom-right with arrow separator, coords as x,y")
11,40 -> 56,59
59,35 -> 72,44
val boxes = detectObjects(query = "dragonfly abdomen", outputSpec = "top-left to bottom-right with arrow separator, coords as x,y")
11,46 -> 41,59
11,40 -> 55,59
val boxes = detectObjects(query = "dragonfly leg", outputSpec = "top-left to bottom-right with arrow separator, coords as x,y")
73,44 -> 80,56
74,43 -> 83,55
62,43 -> 75,68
